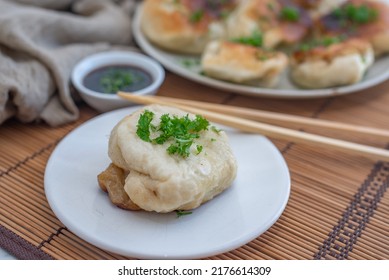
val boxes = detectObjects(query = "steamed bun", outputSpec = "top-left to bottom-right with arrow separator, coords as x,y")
105,105 -> 237,213
290,38 -> 374,88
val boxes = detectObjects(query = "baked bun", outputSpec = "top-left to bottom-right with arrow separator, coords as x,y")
290,38 -> 374,88
318,0 -> 389,55
104,104 -> 237,213
140,0 -> 238,54
201,40 -> 288,87
226,0 -> 311,48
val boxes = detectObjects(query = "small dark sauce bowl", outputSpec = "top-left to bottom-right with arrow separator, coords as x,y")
71,51 -> 165,112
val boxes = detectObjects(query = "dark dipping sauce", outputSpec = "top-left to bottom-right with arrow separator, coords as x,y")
83,65 -> 153,94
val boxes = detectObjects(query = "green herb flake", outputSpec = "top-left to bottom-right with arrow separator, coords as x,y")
136,110 -> 155,142
136,111 -> 211,158
296,35 -> 347,52
333,4 -> 378,24
175,210 -> 192,218
182,59 -> 193,68
298,43 -> 312,52
211,126 -> 222,134
231,30 -> 263,47
196,145 -> 203,155
190,10 -> 204,23
267,2 -> 275,11
100,69 -> 141,94
280,6 -> 300,22
321,36 -> 342,47
181,58 -> 200,68
192,115 -> 211,132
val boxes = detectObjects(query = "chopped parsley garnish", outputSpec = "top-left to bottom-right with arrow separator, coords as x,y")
136,110 -> 154,142
211,126 -> 221,134
190,10 -> 204,23
321,36 -> 344,46
231,31 -> 263,47
100,69 -> 141,94
175,210 -> 192,218
333,4 -> 378,24
297,43 -> 312,52
136,110 -> 213,158
196,145 -> 203,155
280,6 -> 300,22
181,58 -> 200,68
297,35 -> 346,52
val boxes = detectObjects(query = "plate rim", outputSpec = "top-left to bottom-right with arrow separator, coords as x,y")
132,3 -> 389,99
44,107 -> 291,259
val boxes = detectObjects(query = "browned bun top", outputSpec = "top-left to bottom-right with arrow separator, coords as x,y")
292,37 -> 372,63
318,0 -> 389,39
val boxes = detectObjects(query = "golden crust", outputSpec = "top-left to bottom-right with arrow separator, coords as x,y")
141,0 -> 237,54
292,38 -> 373,63
142,0 -> 207,36
98,163 -> 141,211
139,0 -> 383,88
290,38 -> 374,88
318,0 -> 389,55
201,40 -> 288,87
226,0 -> 311,48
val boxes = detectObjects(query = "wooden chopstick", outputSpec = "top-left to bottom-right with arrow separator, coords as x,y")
147,96 -> 389,140
118,92 -> 389,162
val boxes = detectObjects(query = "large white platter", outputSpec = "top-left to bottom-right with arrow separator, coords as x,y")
133,3 -> 389,99
44,107 -> 290,259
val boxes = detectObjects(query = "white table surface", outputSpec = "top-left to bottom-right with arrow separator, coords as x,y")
0,247 -> 16,260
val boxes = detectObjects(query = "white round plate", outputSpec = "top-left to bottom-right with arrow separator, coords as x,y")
132,3 -> 389,99
44,107 -> 290,259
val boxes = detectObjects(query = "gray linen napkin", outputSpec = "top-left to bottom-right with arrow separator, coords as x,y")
0,0 -> 135,126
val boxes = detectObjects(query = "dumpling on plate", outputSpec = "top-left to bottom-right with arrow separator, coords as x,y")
100,104 -> 238,213
201,39 -> 288,87
226,0 -> 312,49
140,0 -> 239,54
318,0 -> 389,55
290,37 -> 374,88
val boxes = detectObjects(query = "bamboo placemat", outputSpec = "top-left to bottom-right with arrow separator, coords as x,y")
1,73 -> 388,260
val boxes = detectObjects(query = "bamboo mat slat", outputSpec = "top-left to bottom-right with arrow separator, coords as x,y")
0,75 -> 389,260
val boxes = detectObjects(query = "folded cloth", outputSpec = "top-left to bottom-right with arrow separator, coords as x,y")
0,0 -> 136,126
11,0 -> 75,10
